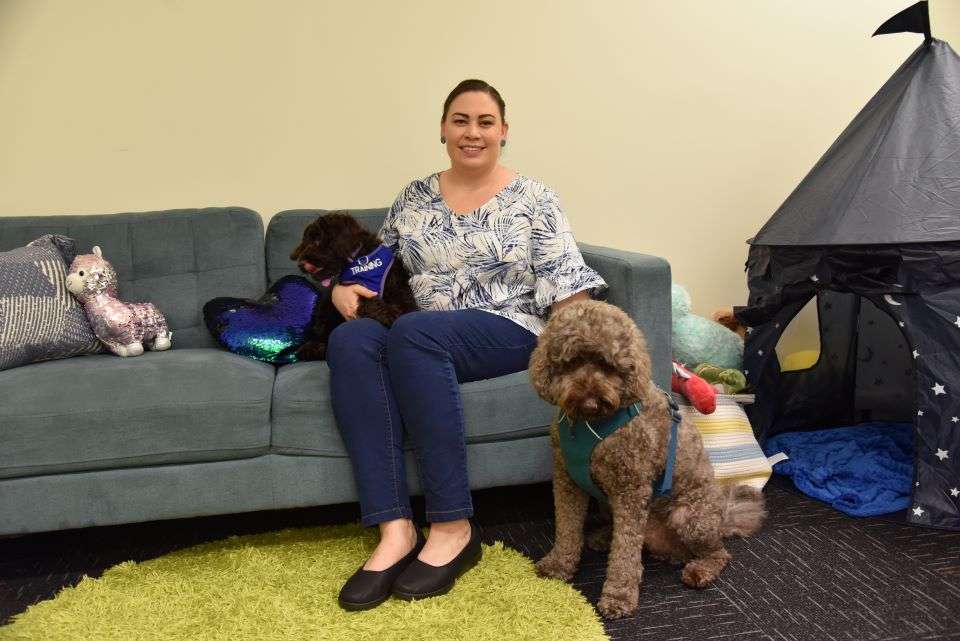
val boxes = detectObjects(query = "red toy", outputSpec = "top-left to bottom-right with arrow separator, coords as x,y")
671,361 -> 716,414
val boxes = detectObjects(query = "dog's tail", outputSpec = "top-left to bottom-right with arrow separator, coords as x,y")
719,483 -> 766,538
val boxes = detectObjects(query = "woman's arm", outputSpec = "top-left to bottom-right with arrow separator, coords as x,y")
550,290 -> 590,315
530,184 -> 609,318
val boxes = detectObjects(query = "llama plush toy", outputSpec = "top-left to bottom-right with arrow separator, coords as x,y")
65,246 -> 172,357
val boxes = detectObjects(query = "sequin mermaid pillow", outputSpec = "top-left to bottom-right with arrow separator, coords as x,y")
0,235 -> 104,371
203,275 -> 324,364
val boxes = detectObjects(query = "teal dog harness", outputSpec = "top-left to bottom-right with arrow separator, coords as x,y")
557,391 -> 682,504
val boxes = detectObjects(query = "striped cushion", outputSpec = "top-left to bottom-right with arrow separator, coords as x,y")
0,235 -> 102,370
674,393 -> 772,489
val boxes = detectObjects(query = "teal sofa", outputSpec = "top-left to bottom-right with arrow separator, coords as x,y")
0,207 -> 671,535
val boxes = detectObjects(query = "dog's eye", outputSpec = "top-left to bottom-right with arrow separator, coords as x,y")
78,271 -> 85,276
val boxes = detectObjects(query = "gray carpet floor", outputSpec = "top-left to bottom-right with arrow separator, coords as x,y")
2,475 -> 959,640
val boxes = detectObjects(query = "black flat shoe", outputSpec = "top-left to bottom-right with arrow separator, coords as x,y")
338,526 -> 426,611
392,520 -> 482,601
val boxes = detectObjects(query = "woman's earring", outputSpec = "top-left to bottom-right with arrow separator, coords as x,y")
441,137 -> 446,144
500,139 -> 507,148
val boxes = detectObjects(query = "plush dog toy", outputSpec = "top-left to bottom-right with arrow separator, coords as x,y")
66,246 -> 171,357
672,361 -> 716,414
672,284 -> 743,370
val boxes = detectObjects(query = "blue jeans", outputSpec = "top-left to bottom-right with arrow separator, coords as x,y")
326,309 -> 538,527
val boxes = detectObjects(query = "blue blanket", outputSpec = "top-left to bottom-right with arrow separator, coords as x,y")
764,422 -> 913,517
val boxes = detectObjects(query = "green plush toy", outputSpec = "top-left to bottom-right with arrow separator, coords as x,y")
671,283 -> 743,370
694,363 -> 748,394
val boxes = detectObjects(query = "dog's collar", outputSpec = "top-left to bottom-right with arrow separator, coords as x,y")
558,403 -> 643,443
557,389 -> 682,501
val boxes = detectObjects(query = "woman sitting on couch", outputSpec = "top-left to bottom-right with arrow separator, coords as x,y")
327,78 -> 607,610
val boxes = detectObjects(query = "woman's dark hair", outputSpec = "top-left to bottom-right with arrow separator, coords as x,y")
442,79 -> 506,122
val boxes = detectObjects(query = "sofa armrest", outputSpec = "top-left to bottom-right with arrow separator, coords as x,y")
578,243 -> 672,390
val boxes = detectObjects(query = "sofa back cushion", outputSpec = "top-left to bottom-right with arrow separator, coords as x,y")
268,207 -> 671,389
266,209 -> 387,286
0,208 -> 266,348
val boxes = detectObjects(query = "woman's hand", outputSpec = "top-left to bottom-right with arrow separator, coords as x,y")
332,283 -> 378,320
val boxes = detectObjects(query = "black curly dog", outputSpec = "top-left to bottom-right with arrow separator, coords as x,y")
290,212 -> 418,360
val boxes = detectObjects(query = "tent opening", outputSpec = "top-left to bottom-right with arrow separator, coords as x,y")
763,290 -> 917,439
776,297 -> 821,372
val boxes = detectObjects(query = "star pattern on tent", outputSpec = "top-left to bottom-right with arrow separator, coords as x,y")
899,321 -> 905,328
951,488 -> 960,497
936,449 -> 949,461
952,416 -> 959,423
913,506 -> 924,517
810,275 -> 819,282
746,327 -> 754,335
932,383 -> 946,395
913,349 -> 920,359
918,410 -> 924,416
758,350 -> 764,356
955,316 -> 960,328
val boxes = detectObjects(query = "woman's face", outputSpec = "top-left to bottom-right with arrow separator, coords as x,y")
441,91 -> 508,171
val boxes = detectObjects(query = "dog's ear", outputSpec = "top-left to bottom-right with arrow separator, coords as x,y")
618,324 -> 655,406
527,338 -> 554,404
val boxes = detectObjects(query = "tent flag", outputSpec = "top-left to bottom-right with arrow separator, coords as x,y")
872,1 -> 931,42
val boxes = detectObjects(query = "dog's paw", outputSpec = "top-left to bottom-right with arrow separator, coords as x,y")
597,584 -> 639,619
535,550 -> 577,582
585,525 -> 612,552
680,554 -> 729,589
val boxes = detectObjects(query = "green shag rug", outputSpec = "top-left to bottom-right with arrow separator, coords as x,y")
0,524 -> 608,641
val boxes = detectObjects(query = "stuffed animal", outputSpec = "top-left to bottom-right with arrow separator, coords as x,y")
66,246 -> 172,357
694,363 -> 749,395
672,284 -> 743,370
672,361 -> 717,414
711,306 -> 747,338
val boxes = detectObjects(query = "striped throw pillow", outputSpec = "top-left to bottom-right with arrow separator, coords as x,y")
673,393 -> 772,490
0,235 -> 103,370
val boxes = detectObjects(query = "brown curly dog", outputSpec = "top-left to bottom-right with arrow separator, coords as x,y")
528,300 -> 765,619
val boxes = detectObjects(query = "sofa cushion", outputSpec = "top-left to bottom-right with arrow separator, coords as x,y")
0,348 -> 275,479
271,361 -> 555,456
266,209 -> 387,286
0,234 -> 103,370
0,208 -> 266,349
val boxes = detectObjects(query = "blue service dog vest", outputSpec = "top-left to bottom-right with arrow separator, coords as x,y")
557,390 -> 682,504
338,245 -> 396,297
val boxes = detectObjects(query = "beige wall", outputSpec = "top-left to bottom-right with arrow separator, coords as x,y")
2,0 -> 957,344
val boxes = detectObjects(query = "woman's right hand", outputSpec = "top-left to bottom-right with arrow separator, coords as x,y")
332,283 -> 378,320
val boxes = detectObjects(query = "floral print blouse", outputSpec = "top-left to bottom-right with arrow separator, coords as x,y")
378,173 -> 608,335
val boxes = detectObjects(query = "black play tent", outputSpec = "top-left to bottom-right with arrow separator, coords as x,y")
736,2 -> 960,529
